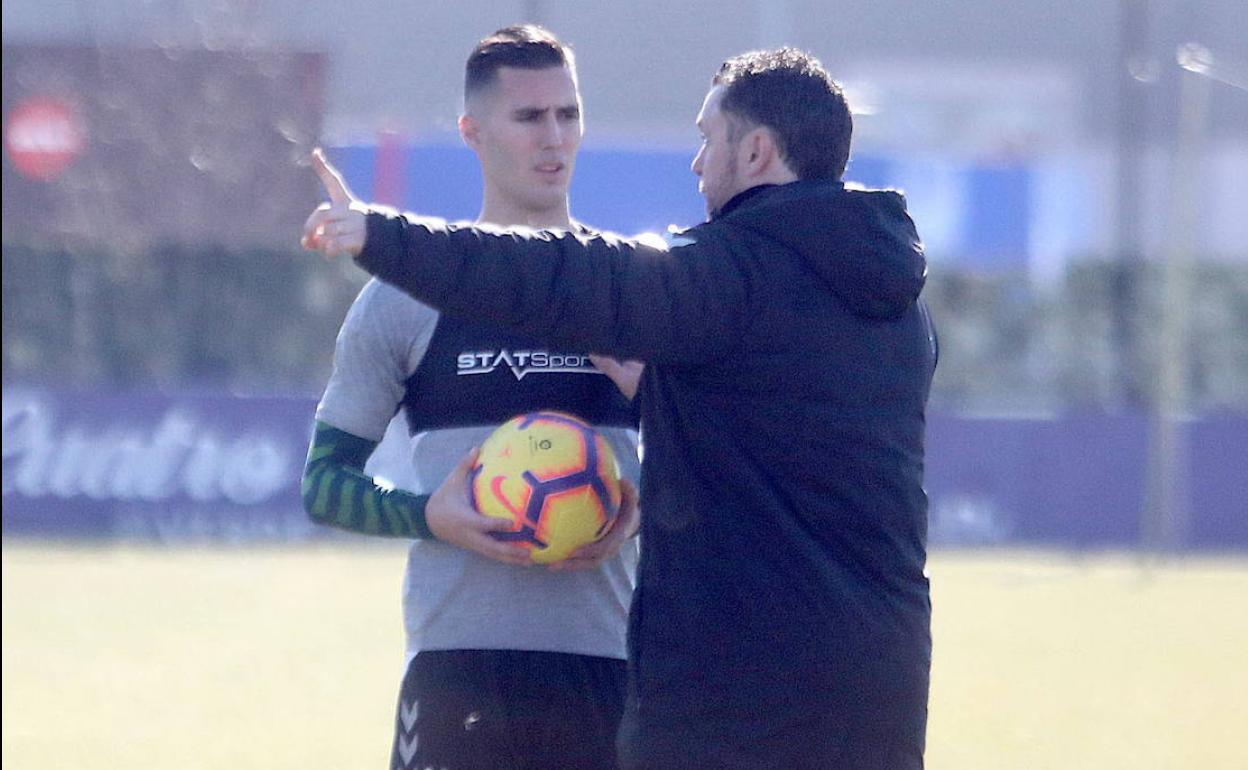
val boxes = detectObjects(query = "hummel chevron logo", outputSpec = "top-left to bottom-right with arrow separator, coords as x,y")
457,350 -> 601,380
396,731 -> 419,767
400,699 -> 419,733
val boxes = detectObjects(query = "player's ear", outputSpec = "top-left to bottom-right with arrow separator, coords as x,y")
459,114 -> 479,149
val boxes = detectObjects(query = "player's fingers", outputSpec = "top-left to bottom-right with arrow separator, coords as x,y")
434,446 -> 480,498
620,478 -> 638,510
549,544 -> 611,571
553,479 -> 639,572
447,447 -> 489,510
616,479 -> 640,528
476,538 -> 533,566
555,521 -> 624,571
443,445 -> 529,567
550,548 -> 604,571
450,446 -> 481,482
471,512 -> 517,533
311,147 -> 353,205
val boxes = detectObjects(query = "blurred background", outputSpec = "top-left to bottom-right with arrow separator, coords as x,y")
3,1 -> 1246,768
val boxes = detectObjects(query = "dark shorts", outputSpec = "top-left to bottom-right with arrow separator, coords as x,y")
390,649 -> 627,770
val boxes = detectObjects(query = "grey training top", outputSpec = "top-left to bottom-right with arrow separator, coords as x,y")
316,279 -> 639,664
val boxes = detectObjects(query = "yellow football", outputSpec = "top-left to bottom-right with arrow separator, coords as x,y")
471,411 -> 622,564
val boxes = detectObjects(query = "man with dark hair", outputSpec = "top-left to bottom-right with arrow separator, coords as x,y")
306,46 -> 937,769
301,25 -> 640,770
713,47 -> 853,183
464,23 -> 569,93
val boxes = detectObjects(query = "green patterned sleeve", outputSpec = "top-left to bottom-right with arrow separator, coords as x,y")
301,420 -> 436,539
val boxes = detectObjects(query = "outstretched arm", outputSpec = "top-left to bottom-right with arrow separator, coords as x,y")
300,149 -> 751,365
354,212 -> 748,365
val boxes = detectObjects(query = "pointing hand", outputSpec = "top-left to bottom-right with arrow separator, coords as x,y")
301,147 -> 368,259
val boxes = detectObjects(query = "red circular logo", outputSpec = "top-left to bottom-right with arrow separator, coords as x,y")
4,96 -> 87,181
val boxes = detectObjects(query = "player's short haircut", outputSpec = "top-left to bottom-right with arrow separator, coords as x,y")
713,48 -> 852,181
465,25 -> 577,100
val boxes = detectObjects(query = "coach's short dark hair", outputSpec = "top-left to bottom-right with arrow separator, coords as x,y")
713,48 -> 852,181
465,25 -> 575,99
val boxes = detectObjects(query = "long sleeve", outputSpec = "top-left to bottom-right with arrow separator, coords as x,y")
301,420 -> 436,539
355,211 -> 753,366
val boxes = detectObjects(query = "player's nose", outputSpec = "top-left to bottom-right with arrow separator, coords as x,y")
540,115 -> 565,148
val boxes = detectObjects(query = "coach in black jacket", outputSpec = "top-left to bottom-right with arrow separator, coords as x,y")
305,47 -> 937,770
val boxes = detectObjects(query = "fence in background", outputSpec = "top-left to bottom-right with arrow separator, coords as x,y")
5,243 -> 1246,412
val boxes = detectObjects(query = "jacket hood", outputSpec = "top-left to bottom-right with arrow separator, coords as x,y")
721,180 -> 926,320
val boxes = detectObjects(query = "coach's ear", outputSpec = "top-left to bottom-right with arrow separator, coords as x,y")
459,114 -> 480,150
739,126 -> 779,180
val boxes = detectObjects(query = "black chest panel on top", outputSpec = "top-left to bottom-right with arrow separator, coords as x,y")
402,313 -> 638,434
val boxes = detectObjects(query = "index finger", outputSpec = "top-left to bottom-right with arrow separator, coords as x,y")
311,147 -> 353,205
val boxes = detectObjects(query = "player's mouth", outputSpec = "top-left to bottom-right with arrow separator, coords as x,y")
535,162 -> 566,179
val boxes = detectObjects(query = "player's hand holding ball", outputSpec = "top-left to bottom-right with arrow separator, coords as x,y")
426,447 -> 535,567
549,478 -> 638,572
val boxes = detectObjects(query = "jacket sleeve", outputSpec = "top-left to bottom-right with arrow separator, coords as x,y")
353,211 -> 752,365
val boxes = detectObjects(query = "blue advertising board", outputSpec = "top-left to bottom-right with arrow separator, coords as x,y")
4,385 -> 1246,549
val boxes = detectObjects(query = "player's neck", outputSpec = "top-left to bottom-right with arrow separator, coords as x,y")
477,194 -> 573,230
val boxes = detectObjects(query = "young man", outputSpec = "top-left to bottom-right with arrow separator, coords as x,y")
301,26 -> 640,770
304,47 -> 938,768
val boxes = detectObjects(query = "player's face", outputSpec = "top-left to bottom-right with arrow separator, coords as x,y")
691,85 -> 743,218
466,65 -> 583,214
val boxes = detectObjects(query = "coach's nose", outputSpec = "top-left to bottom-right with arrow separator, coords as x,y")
691,143 -> 706,176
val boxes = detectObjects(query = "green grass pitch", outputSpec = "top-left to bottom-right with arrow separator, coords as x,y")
4,543 -> 1246,769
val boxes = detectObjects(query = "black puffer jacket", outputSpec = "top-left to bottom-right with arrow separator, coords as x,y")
358,179 -> 937,767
